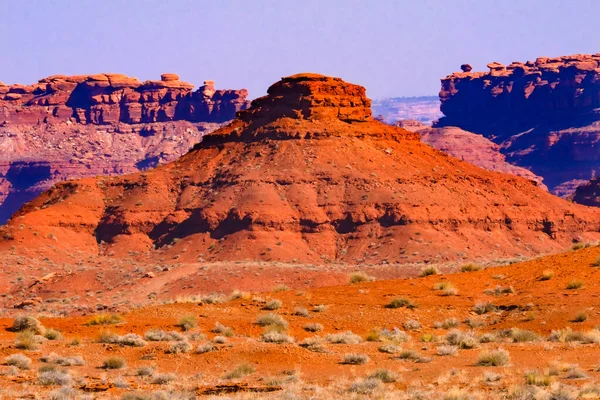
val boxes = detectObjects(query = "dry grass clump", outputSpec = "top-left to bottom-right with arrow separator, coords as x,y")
485,285 -> 515,296
299,336 -> 327,353
211,322 -> 234,337
348,378 -> 381,395
5,353 -> 31,370
446,330 -> 479,349
379,327 -> 411,343
145,330 -> 185,342
255,313 -> 289,331
263,299 -> 282,310
341,353 -> 370,365
151,373 -> 176,385
437,345 -> 458,356
223,363 -> 255,379
460,263 -> 482,272
102,357 -> 126,369
38,370 -> 72,386
136,366 -> 155,376
178,315 -> 197,331
472,301 -> 496,315
477,349 -> 510,366
548,328 -> 600,344
12,316 -> 45,334
166,340 -> 192,354
325,331 -> 362,344
420,266 -> 439,277
272,284 -> 290,292
16,330 -> 45,350
525,370 -> 551,386
44,329 -> 62,341
540,270 -> 554,281
403,319 -> 421,331
303,323 -> 323,332
566,280 -> 584,290
565,365 -> 588,379
396,349 -> 427,362
196,342 -> 218,354
572,312 -> 588,323
386,297 -> 417,309
378,344 -> 401,354
40,353 -> 85,366
434,318 -> 460,329
99,332 -> 146,347
349,271 -> 375,284
293,307 -> 310,317
312,304 -> 328,313
85,314 -> 123,326
510,328 -> 539,343
368,369 -> 398,383
261,331 -> 294,344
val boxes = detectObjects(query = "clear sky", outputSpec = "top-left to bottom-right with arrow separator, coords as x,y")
1,0 -> 599,99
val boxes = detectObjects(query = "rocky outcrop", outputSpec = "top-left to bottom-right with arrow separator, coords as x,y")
0,73 -> 249,125
2,73 -> 599,266
437,53 -> 600,194
0,73 -> 249,224
397,120 -> 546,188
572,178 -> 600,207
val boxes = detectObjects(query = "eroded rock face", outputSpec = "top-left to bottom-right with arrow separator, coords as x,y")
0,73 -> 249,223
0,73 -> 249,125
2,73 -> 599,266
437,54 -> 600,194
572,178 -> 600,207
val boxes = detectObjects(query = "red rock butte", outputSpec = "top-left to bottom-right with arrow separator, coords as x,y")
0,73 -> 249,125
2,73 -> 600,266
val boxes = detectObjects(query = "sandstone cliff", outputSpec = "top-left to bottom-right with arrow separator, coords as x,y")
437,54 -> 600,194
0,73 -> 249,223
2,73 -> 599,266
572,177 -> 600,207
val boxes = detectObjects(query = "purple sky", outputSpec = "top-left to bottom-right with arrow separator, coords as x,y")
1,0 -> 599,99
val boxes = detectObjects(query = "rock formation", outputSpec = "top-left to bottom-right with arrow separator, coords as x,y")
572,177 -> 600,207
0,73 -> 249,223
396,120 -> 546,188
437,53 -> 600,194
2,73 -> 599,266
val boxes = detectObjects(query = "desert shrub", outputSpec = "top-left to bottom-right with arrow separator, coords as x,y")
263,299 -> 282,310
485,285 -> 515,296
44,329 -> 62,341
472,302 -> 496,315
223,363 -> 255,379
477,349 -> 510,366
437,345 -> 458,356
211,322 -> 234,337
465,318 -> 485,329
299,336 -> 326,353
348,378 -> 381,394
540,270 -> 554,281
293,307 -> 310,317
40,353 -> 85,366
312,304 -> 328,312
118,334 -> 147,347
460,264 -> 482,272
5,353 -> 31,370
482,371 -> 502,384
262,331 -> 294,344
136,366 -> 155,376
380,327 -> 410,342
441,286 -> 458,296
212,336 -> 227,344
378,344 -> 401,354
442,388 -> 475,400
434,318 -> 460,329
166,340 -> 192,354
152,373 -> 176,385
325,331 -> 362,344
420,333 -> 437,343
368,369 -> 398,383
48,388 -> 80,400
178,316 -> 197,331
16,330 -> 44,350
386,297 -> 416,309
85,314 -> 123,326
403,319 -> 421,331
420,266 -> 439,277
396,349 -> 422,361
349,272 -> 374,284
196,343 -> 218,354
510,329 -> 539,343
548,328 -> 600,343
303,323 -> 323,332
566,280 -> 584,290
446,330 -> 479,349
255,313 -> 288,330
572,312 -> 588,323
103,357 -> 126,369
145,329 -> 186,342
342,353 -> 370,365
12,316 -> 45,334
565,365 -> 587,379
272,284 -> 289,292
572,243 -> 585,251
38,370 -> 72,386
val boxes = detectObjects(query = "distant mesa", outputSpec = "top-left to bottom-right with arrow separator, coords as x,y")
572,177 -> 600,207
2,73 -> 599,266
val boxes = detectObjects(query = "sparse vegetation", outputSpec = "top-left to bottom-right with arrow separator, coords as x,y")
461,263 -> 482,272
303,323 -> 323,332
420,266 -> 439,277
166,340 -> 192,354
510,329 -> 539,343
85,314 -> 123,326
5,353 -> 31,370
566,280 -> 584,290
368,369 -> 398,383
102,357 -> 126,369
178,315 -> 198,331
341,353 -> 370,365
540,270 -> 554,281
224,363 -> 255,379
437,345 -> 458,356
263,299 -> 282,310
386,297 -> 416,309
262,331 -> 294,344
44,329 -> 62,341
572,312 -> 588,323
477,349 -> 510,366
349,271 -> 375,284
255,313 -> 289,331
211,322 -> 234,337
38,370 -> 72,386
473,301 -> 496,315
325,331 -> 362,344
16,330 -> 44,350
12,316 -> 45,334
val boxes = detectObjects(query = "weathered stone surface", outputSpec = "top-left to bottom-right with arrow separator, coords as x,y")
437,53 -> 600,195
572,178 -> 600,207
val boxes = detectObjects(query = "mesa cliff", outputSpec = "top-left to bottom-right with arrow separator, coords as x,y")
437,54 -> 600,195
0,73 -> 249,223
2,73 -> 599,266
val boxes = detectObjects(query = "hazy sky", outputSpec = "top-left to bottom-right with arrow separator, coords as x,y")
1,0 -> 599,99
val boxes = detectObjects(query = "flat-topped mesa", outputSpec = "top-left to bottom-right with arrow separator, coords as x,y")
238,73 -> 372,124
0,73 -> 250,125
437,53 -> 600,135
